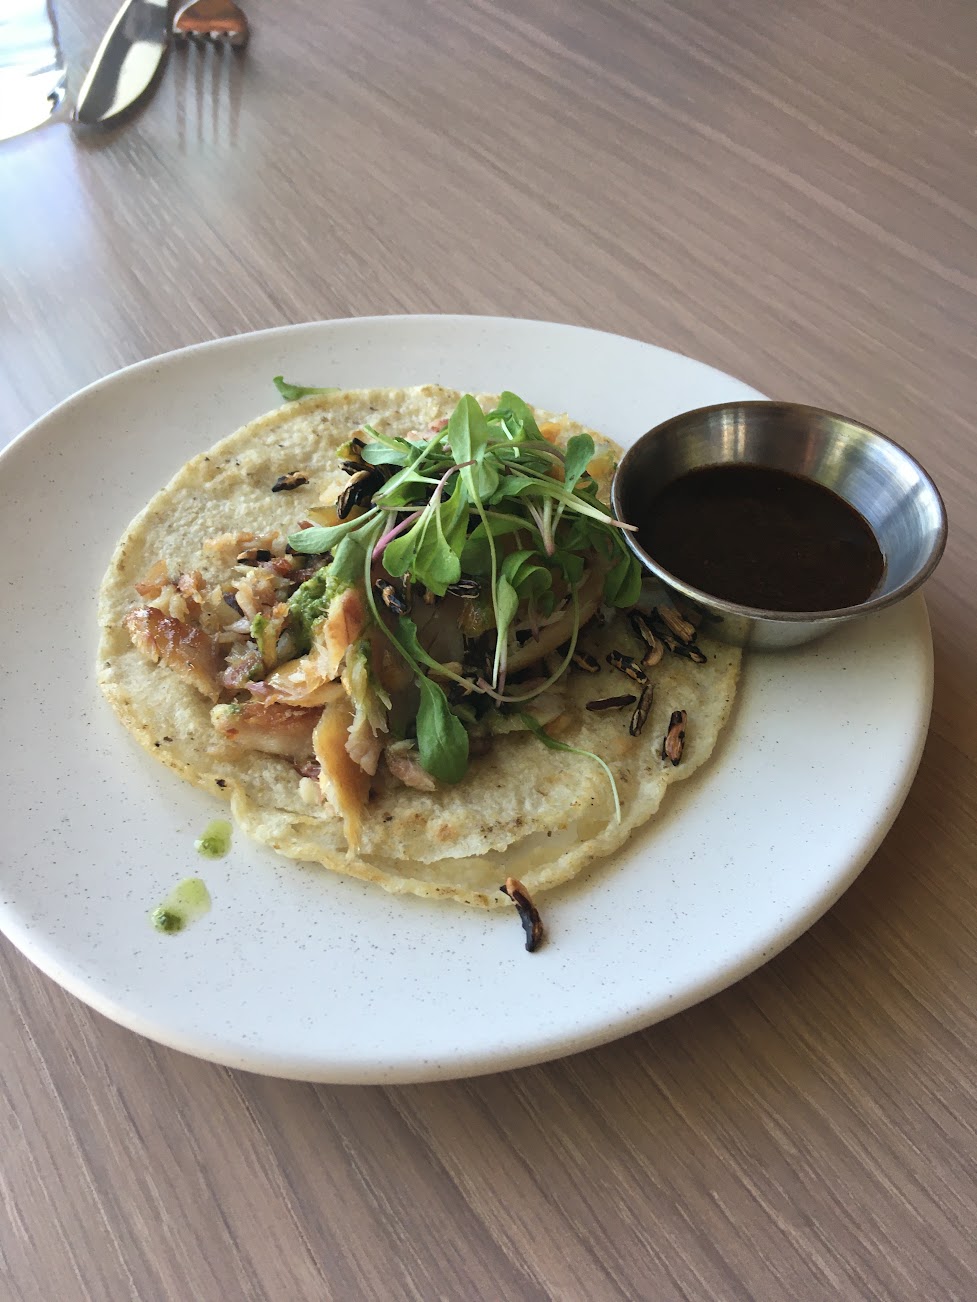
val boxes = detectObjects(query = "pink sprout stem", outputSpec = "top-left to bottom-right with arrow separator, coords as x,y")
429,458 -> 476,507
371,459 -> 478,560
372,510 -> 422,561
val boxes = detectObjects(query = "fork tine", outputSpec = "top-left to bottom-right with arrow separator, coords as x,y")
173,0 -> 250,48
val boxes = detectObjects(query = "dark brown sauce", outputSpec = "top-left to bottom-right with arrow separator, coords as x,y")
633,464 -> 884,612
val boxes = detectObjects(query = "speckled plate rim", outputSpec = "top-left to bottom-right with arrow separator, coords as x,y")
0,316 -> 933,1083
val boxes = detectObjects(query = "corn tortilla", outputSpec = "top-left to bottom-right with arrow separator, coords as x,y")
98,386 -> 740,906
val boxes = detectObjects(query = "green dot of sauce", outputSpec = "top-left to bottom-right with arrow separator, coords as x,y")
195,819 -> 232,859
149,877 -> 212,935
151,906 -> 184,934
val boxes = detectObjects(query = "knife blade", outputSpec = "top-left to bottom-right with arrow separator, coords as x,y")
74,0 -> 170,126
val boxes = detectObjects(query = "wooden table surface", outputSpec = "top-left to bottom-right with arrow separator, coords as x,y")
3,1 -> 976,1297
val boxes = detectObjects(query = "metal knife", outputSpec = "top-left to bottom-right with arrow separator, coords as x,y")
74,0 -> 170,126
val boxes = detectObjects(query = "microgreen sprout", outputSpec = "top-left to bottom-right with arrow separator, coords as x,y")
518,714 -> 623,823
285,388 -> 642,784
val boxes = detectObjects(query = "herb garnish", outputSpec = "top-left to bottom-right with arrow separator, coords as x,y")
274,376 -> 339,401
518,714 -> 623,822
286,389 -> 641,789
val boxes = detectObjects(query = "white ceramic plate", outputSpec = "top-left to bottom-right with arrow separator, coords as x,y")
0,317 -> 932,1083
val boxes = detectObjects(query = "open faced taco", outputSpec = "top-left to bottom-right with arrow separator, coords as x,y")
98,384 -> 740,907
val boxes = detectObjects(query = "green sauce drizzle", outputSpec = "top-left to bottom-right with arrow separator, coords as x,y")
150,877 -> 212,935
195,819 -> 232,859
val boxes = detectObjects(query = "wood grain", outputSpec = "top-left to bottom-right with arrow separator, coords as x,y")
2,0 -> 977,1297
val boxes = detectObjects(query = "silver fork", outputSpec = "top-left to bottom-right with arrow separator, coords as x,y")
173,0 -> 250,49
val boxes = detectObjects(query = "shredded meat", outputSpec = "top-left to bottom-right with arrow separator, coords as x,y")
313,697 -> 370,853
253,661 -> 345,708
175,570 -> 207,619
261,556 -> 299,578
384,740 -> 436,791
221,646 -> 263,691
124,606 -> 222,701
235,567 -> 285,621
134,559 -> 170,600
342,637 -> 390,778
211,701 -> 322,760
132,562 -> 214,628
320,586 -> 368,680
